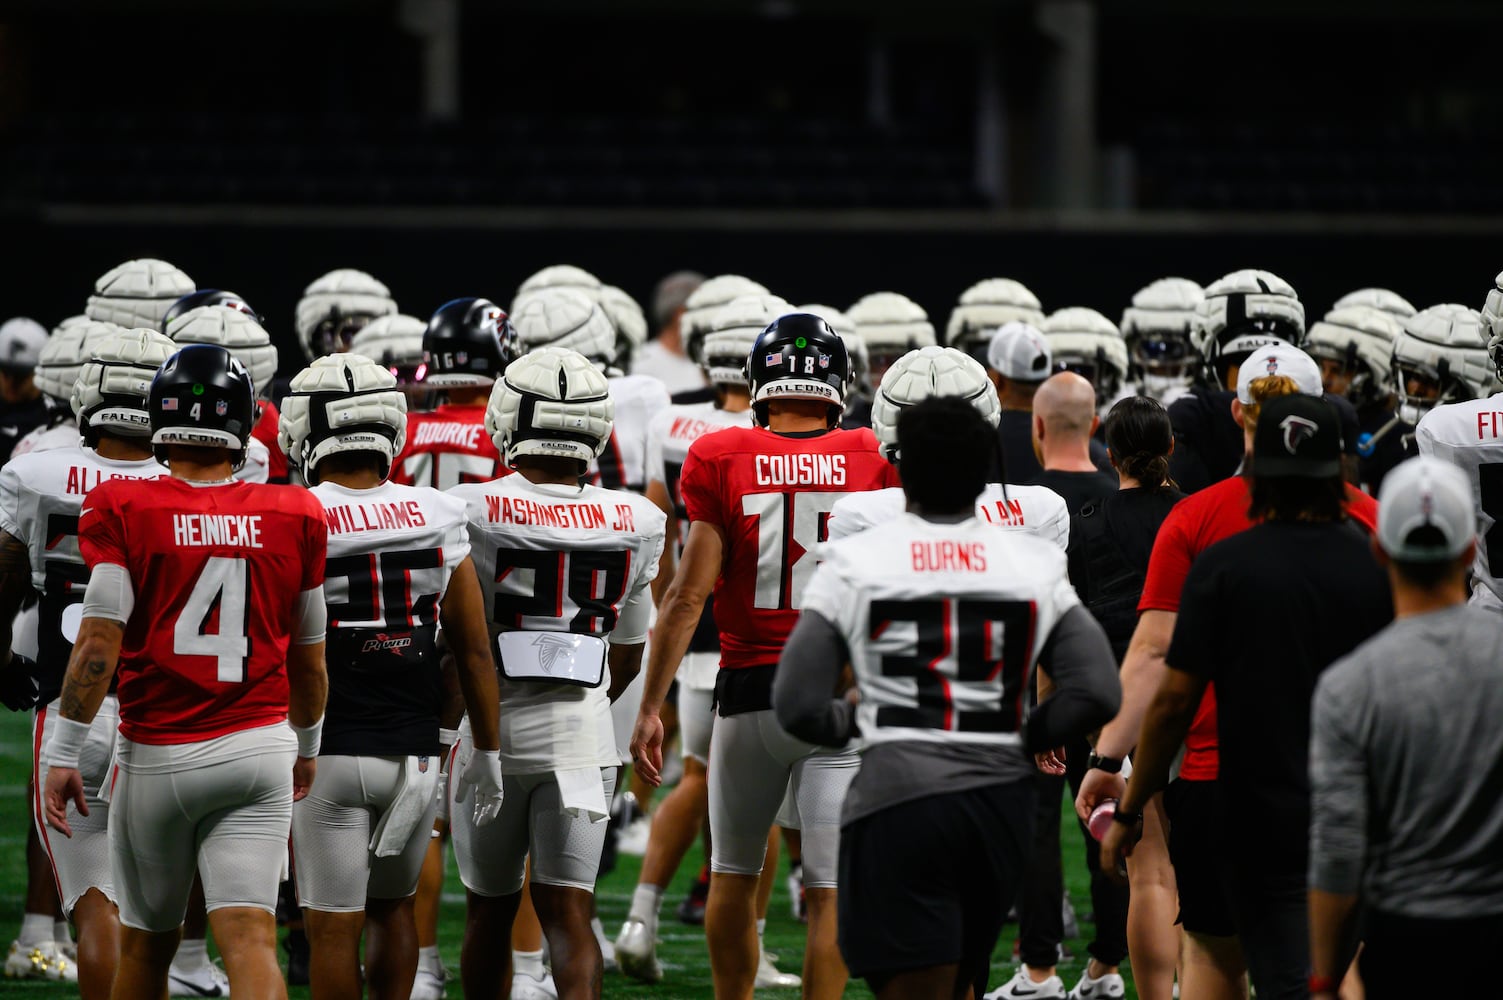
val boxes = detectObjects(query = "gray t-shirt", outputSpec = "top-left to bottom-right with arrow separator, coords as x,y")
1310,604 -> 1503,917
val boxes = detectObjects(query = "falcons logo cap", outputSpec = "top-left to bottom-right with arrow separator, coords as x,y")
1251,394 -> 1343,479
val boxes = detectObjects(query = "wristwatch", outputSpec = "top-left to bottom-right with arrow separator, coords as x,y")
1087,753 -> 1124,774
1111,805 -> 1143,826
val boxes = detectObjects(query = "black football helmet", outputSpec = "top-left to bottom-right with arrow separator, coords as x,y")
746,313 -> 849,428
160,289 -> 261,333
149,344 -> 256,469
421,297 -> 521,387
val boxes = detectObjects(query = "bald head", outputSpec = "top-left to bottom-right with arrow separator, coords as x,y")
1034,372 -> 1098,438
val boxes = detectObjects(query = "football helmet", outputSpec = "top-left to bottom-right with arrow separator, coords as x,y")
421,298 -> 521,387
71,328 -> 177,446
513,264 -> 604,308
166,305 -> 279,398
746,313 -> 849,428
1333,287 -> 1416,321
700,294 -> 792,388
294,269 -> 398,361
485,346 -> 614,466
1120,277 -> 1204,391
1483,271 -> 1503,379
799,304 -> 868,396
1302,305 -> 1403,408
600,285 -> 648,370
509,288 -> 617,364
350,314 -> 428,384
34,319 -> 122,408
1042,307 -> 1129,408
1392,303 -> 1492,425
86,258 -> 195,331
870,346 -> 1000,463
1196,268 -> 1305,389
944,278 -> 1045,357
149,344 -> 256,469
278,353 -> 408,484
681,275 -> 771,364
160,289 -> 260,332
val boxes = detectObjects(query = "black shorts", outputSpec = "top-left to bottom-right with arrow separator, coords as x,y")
1163,777 -> 1237,937
837,779 -> 1035,981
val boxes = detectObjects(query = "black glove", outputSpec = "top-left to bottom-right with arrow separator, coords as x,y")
0,654 -> 39,712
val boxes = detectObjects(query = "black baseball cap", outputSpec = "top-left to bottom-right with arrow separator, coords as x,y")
1253,394 -> 1343,479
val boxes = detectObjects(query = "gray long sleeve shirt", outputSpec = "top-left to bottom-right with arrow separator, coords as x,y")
774,604 -> 1120,824
1310,603 -> 1503,917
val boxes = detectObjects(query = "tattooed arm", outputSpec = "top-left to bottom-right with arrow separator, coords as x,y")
43,616 -> 123,837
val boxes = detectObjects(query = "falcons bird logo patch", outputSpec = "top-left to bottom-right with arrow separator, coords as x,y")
532,632 -> 578,673
1279,414 -> 1319,455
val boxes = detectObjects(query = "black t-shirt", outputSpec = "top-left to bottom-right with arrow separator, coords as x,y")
0,396 -> 49,466
1067,487 -> 1185,661
1167,520 -> 1392,873
996,409 -> 1114,485
1029,468 -> 1120,516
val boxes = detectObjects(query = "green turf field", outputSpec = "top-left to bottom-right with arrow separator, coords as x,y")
0,708 -> 1137,998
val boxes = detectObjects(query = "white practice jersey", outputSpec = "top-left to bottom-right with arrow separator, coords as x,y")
312,480 -> 472,757
828,482 -> 1070,551
450,474 -> 666,773
1416,394 -> 1503,600
235,436 -> 271,484
11,422 -> 80,459
0,445 -> 159,697
803,512 -> 1079,749
588,373 -> 671,494
645,401 -> 753,551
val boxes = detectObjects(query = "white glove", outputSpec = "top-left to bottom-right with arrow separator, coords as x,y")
454,748 -> 504,827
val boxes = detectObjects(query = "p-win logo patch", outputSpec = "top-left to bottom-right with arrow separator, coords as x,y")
533,633 -> 576,672
362,633 -> 413,653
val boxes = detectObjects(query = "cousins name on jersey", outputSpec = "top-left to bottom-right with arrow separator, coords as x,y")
484,494 -> 638,532
755,453 -> 847,487
172,513 -> 265,548
326,500 -> 429,535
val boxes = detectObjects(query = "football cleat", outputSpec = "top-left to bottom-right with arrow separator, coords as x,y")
4,939 -> 78,983
755,948 -> 801,990
614,918 -> 663,984
510,969 -> 557,1000
168,960 -> 231,997
985,966 -> 1067,1000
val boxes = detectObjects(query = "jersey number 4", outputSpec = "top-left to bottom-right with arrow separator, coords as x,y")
870,597 -> 1036,733
492,548 -> 632,634
174,556 -> 251,684
742,491 -> 845,610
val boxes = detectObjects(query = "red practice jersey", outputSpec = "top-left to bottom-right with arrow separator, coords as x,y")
679,425 -> 898,670
250,400 -> 288,483
78,477 -> 327,745
391,403 -> 507,489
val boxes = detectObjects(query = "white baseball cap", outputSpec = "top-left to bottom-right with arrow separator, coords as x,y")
1377,456 -> 1475,562
0,317 -> 49,373
1235,342 -> 1322,403
986,321 -> 1052,382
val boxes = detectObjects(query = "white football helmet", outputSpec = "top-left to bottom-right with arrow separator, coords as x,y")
599,285 -> 648,369
1042,307 -> 1129,408
278,353 -> 409,485
1333,287 -> 1416,320
85,259 -> 195,330
34,320 -> 123,406
847,291 -> 937,390
509,287 -> 617,364
1302,305 -> 1403,407
294,268 -> 398,361
1483,271 -> 1503,380
349,314 -> 428,383
1392,303 -> 1492,424
71,327 -> 177,445
870,346 -> 1000,463
681,275 -> 771,364
513,264 -> 604,307
1120,277 -> 1204,396
944,278 -> 1046,356
486,346 -> 614,466
166,305 -> 279,397
1195,268 -> 1305,389
800,304 -> 867,397
700,294 -> 792,388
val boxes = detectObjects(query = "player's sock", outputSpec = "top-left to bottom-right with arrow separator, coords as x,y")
756,917 -> 767,945
18,913 -> 52,947
52,920 -> 72,946
513,949 -> 545,979
628,884 -> 664,934
172,938 -> 210,972
417,945 -> 440,974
